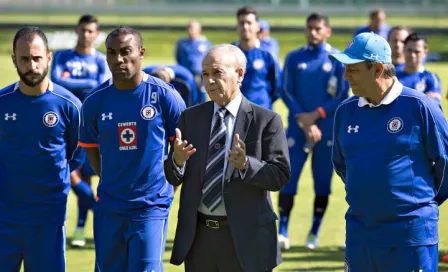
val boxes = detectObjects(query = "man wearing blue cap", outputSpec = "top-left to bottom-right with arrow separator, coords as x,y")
331,32 -> 448,271
258,19 -> 280,59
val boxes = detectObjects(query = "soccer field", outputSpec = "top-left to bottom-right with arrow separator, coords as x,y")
2,24 -> 448,271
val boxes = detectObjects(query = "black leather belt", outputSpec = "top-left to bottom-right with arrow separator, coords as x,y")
197,212 -> 228,229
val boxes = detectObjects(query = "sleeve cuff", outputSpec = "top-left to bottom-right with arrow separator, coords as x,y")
172,155 -> 186,176
238,156 -> 248,180
317,106 -> 326,119
78,141 -> 99,148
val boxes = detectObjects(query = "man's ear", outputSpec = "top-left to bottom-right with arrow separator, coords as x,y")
140,47 -> 146,59
375,62 -> 385,79
237,67 -> 244,84
11,54 -> 17,68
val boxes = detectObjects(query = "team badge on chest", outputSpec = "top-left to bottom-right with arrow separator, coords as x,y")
322,62 -> 333,72
198,44 -> 207,53
415,80 -> 426,92
43,111 -> 59,127
253,59 -> 264,70
141,105 -> 157,120
387,117 -> 403,133
118,122 -> 138,150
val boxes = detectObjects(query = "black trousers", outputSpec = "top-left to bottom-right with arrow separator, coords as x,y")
185,221 -> 243,272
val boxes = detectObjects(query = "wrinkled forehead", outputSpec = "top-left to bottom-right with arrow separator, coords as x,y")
203,53 -> 235,69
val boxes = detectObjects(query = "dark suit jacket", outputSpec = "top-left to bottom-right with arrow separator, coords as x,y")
164,96 -> 290,272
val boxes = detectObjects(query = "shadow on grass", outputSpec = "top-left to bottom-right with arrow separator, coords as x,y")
65,238 -> 175,252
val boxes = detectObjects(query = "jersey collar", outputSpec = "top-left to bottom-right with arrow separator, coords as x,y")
14,80 -> 54,92
358,78 -> 403,108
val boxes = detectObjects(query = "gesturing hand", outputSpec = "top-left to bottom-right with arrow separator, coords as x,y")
226,134 -> 247,170
173,128 -> 196,167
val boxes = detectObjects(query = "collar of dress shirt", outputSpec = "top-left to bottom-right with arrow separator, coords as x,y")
213,92 -> 243,118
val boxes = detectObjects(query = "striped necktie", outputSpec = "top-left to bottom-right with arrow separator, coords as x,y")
202,107 -> 229,212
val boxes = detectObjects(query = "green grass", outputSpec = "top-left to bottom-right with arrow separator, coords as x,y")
3,13 -> 448,27
1,26 -> 446,271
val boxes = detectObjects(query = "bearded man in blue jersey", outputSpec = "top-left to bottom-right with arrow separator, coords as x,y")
80,26 -> 186,272
331,32 -> 448,272
0,26 -> 82,272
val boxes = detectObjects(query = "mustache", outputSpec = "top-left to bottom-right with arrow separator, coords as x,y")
24,71 -> 42,76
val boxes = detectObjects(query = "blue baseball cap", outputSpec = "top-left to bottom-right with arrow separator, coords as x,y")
258,19 -> 270,31
329,32 -> 392,64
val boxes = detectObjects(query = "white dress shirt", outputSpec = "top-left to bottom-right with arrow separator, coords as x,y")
173,93 -> 244,216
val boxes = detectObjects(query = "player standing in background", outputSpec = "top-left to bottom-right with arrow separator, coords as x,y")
387,26 -> 410,72
331,32 -> 448,272
143,64 -> 200,107
279,13 -> 349,250
79,26 -> 186,271
258,19 -> 280,59
0,26 -> 82,272
50,14 -> 110,247
396,32 -> 442,103
175,20 -> 211,104
234,6 -> 280,110
354,8 -> 391,39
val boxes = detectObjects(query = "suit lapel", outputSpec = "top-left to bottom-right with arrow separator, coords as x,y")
197,102 -> 214,187
226,97 -> 253,179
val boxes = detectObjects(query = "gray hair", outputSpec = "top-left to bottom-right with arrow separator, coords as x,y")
205,44 -> 247,73
365,61 -> 395,79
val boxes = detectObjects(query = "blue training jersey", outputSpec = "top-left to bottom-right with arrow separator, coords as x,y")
0,81 -> 82,226
394,62 -> 405,72
79,73 -> 186,220
235,40 -> 280,110
282,43 -> 349,130
396,69 -> 442,103
143,64 -> 201,107
175,36 -> 211,76
260,36 -> 280,60
51,48 -> 111,101
332,83 -> 448,247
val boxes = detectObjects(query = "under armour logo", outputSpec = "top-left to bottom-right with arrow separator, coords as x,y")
370,54 -> 379,60
347,125 -> 359,133
101,112 -> 113,120
5,113 -> 17,121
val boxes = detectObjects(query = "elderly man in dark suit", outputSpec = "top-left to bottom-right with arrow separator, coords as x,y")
164,43 -> 290,272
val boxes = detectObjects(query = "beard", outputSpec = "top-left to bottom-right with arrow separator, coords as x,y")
17,67 -> 48,87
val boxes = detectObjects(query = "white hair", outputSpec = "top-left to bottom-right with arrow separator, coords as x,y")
205,44 -> 247,73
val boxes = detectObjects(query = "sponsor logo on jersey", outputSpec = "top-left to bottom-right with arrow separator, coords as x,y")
387,117 -> 403,133
141,105 -> 157,120
43,111 -> 59,127
347,125 -> 359,133
118,122 -> 138,150
4,113 -> 17,121
102,112 -> 113,120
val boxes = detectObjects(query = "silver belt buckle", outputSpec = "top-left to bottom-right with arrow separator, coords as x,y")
205,219 -> 219,229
